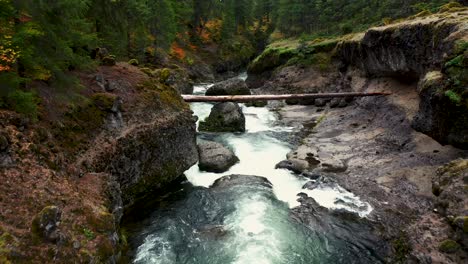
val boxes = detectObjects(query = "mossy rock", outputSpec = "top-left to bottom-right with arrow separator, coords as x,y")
0,231 -> 18,264
140,67 -> 153,77
199,103 -> 246,133
128,59 -> 139,66
96,236 -> 115,261
438,239 -> 461,253
157,68 -> 171,83
248,47 -> 297,73
86,209 -> 115,234
453,216 -> 468,233
92,93 -> 117,112
0,134 -> 9,151
31,206 -> 62,242
101,56 -> 116,66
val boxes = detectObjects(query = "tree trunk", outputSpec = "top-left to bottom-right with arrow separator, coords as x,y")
182,92 -> 391,102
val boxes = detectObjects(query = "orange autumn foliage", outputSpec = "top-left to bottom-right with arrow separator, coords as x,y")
170,42 -> 186,60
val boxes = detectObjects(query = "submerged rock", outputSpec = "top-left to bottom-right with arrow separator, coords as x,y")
205,78 -> 250,96
199,102 -> 246,132
198,140 -> 239,173
211,174 -> 272,189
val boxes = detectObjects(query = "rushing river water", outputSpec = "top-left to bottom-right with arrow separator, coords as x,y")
130,75 -> 383,264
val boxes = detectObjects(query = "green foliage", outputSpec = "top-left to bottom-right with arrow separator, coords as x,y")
445,55 -> 464,67
82,228 -> 96,240
5,90 -> 39,120
274,0 -> 452,37
392,234 -> 411,263
445,90 -> 463,104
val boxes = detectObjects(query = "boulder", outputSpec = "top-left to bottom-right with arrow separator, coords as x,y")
275,159 -> 309,174
329,98 -> 341,108
101,56 -> 116,66
0,133 -> 9,152
206,78 -> 251,96
31,206 -> 62,243
198,140 -> 239,173
154,68 -> 194,94
199,102 -> 246,132
212,174 -> 272,189
314,98 -> 328,107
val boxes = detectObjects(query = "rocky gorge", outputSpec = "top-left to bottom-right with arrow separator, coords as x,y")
0,5 -> 467,264
245,7 -> 468,264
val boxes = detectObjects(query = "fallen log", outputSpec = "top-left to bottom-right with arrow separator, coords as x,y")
182,92 -> 391,102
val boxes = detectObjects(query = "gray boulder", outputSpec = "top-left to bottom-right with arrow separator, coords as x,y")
275,159 -> 309,174
199,102 -> 246,132
206,78 -> 251,96
198,140 -> 239,173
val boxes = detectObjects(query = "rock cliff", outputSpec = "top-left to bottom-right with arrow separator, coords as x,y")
0,63 -> 198,263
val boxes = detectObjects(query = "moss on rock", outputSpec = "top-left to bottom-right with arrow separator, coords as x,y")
92,93 -> 117,112
439,239 -> 461,253
128,59 -> 139,66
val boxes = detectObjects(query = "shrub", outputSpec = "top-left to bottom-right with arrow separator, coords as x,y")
6,90 -> 39,120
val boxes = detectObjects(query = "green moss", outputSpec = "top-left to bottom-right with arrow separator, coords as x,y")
0,232 -> 15,264
82,228 -> 95,241
454,41 -> 468,54
52,97 -> 108,154
453,216 -> 468,233
439,239 -> 460,253
123,162 -> 181,205
248,47 -> 297,73
31,206 -> 60,238
101,55 -> 116,66
439,2 -> 463,13
86,210 -> 114,234
128,59 -> 139,66
392,234 -> 411,263
92,93 -> 117,112
199,114 -> 244,132
158,68 -> 171,83
96,237 -> 114,261
140,67 -> 153,76
445,55 -> 464,68
410,10 -> 432,19
445,90 -> 462,104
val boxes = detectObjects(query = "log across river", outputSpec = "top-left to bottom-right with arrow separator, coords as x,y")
182,92 -> 391,102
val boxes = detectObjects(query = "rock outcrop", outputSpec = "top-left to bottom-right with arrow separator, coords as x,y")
248,9 -> 468,148
0,63 -> 198,263
199,102 -> 246,132
432,159 -> 468,255
336,11 -> 468,148
198,140 -> 239,173
206,78 -> 251,96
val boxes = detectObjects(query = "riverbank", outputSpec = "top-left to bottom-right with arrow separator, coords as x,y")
276,82 -> 467,263
250,8 -> 468,262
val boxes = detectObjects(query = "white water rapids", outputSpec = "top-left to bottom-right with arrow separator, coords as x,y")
133,75 -> 376,264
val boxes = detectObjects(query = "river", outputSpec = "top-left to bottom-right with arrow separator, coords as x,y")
129,74 -> 384,264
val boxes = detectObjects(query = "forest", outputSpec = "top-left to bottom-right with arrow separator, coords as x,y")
0,0 -> 459,117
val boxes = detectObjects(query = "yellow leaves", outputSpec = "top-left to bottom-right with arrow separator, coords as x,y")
0,41 -> 20,72
30,66 -> 52,81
